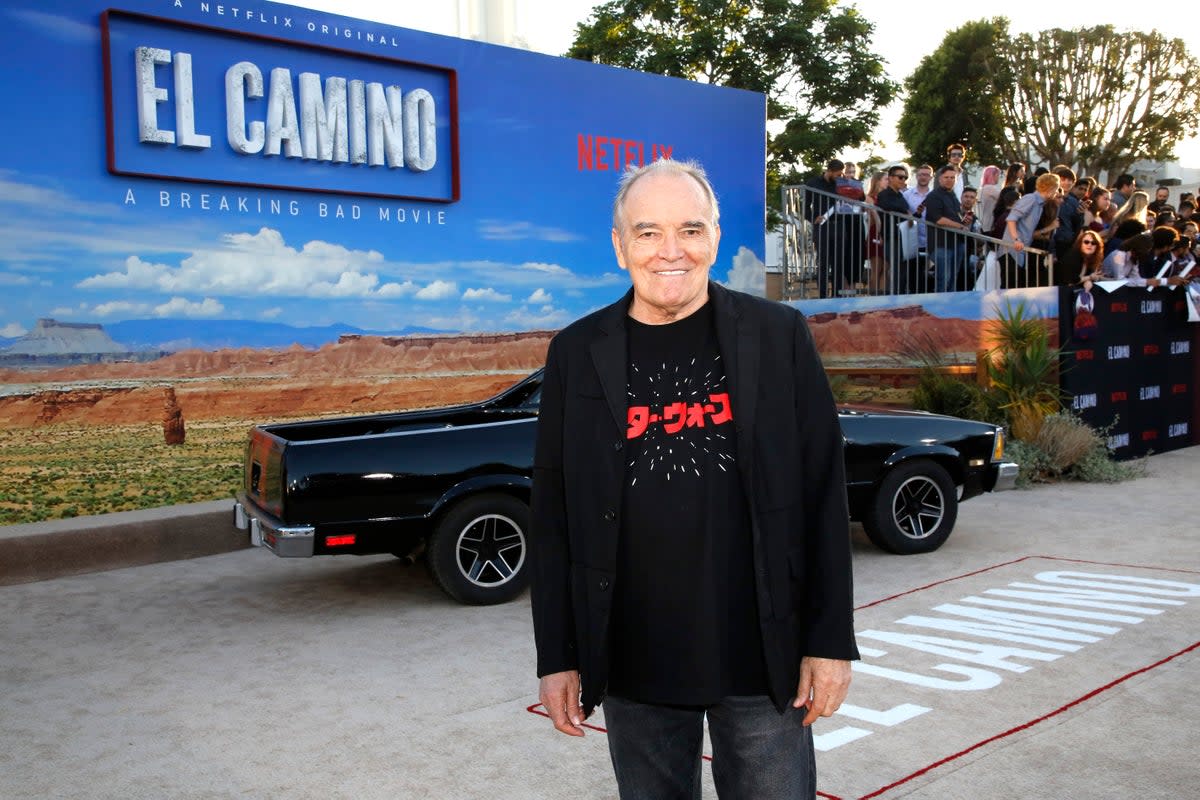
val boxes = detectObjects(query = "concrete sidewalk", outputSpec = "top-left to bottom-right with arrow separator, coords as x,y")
0,447 -> 1197,798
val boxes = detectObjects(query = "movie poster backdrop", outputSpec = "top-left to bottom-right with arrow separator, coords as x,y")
0,0 -> 767,353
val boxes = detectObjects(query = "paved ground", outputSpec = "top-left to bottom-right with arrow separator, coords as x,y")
2,446 -> 1198,799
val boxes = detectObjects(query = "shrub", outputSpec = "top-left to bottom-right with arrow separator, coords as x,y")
1007,412 -> 1143,485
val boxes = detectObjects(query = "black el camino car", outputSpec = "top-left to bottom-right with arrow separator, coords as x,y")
235,370 -> 1017,605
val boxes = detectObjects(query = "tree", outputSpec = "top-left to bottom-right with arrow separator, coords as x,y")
566,0 -> 897,202
896,19 -> 1009,169
900,23 -> 1200,176
997,26 -> 1200,175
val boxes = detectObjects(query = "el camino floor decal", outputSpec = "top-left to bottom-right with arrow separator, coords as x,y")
526,555 -> 1200,800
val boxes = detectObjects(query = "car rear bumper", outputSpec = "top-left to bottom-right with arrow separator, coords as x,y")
993,462 -> 1019,491
234,493 -> 315,557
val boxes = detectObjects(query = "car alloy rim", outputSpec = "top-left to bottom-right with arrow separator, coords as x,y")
456,513 -> 527,587
891,475 -> 945,540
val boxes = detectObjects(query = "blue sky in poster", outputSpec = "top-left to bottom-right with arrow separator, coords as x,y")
0,0 -> 766,342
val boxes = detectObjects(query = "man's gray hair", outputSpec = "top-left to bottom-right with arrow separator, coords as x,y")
612,158 -> 721,232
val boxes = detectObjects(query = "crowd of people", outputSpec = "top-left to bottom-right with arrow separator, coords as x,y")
802,143 -> 1200,295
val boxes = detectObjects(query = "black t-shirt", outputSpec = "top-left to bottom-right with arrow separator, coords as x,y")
924,186 -> 964,252
608,301 -> 767,705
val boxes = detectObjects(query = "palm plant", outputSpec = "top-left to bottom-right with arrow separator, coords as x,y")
984,300 -> 1062,441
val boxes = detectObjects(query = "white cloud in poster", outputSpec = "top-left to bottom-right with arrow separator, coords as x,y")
415,280 -> 458,300
154,297 -> 224,318
92,300 -> 148,317
0,272 -> 32,286
260,307 -> 283,319
527,288 -> 552,304
1,322 -> 27,337
376,280 -> 419,298
77,227 -> 389,299
723,246 -> 765,296
463,287 -> 512,302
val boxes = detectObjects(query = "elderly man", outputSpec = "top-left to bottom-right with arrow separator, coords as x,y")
530,159 -> 857,799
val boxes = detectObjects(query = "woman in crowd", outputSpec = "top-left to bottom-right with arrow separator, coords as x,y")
977,165 -> 1003,234
864,170 -> 888,293
1057,229 -> 1105,285
1105,190 -> 1150,240
1003,162 -> 1026,196
988,186 -> 1020,240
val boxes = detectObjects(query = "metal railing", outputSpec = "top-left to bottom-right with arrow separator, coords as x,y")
780,184 -> 1055,300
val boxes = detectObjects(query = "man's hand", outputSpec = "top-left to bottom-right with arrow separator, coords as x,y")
539,670 -> 585,737
1013,240 -> 1025,252
793,657 -> 852,726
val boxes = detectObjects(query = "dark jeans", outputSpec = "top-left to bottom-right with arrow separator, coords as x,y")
603,694 -> 816,799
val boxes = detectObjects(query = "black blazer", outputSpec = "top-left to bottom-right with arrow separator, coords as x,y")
530,282 -> 858,715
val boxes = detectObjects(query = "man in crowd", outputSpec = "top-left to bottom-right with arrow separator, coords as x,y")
946,142 -> 969,199
903,164 -> 935,289
804,159 -> 845,297
1110,174 -> 1136,209
1053,166 -> 1088,260
1002,172 -> 1061,287
875,164 -> 916,293
834,162 -> 868,291
1148,185 -> 1175,216
532,158 -> 857,799
924,164 -> 968,291
1175,199 -> 1196,233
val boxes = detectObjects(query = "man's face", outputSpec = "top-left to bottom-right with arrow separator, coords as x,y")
888,169 -> 908,190
1059,176 -> 1075,193
961,190 -> 977,211
612,172 -> 720,325
1072,182 -> 1089,198
1156,187 -> 1169,202
915,168 -> 932,188
844,164 -> 858,179
824,168 -> 844,181
937,169 -> 956,191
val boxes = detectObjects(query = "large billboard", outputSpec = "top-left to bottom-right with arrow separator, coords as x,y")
0,1 -> 765,524
0,0 -> 766,351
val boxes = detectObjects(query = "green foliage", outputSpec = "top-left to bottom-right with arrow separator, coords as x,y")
912,373 -> 994,423
897,18 -> 1010,167
566,0 -> 897,218
900,22 -> 1200,175
984,300 -> 1061,441
1006,413 -> 1143,486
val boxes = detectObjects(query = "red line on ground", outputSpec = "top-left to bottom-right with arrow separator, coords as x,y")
1026,554 -> 1200,575
855,641 -> 1200,799
855,555 -> 1034,610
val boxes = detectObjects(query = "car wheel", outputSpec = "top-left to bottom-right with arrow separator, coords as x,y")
427,493 -> 530,605
862,460 -> 958,554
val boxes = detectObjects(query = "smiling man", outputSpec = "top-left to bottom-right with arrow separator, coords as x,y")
530,159 -> 858,799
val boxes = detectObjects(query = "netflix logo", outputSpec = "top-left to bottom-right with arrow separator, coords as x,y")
1143,344 -> 1160,356
1075,349 -> 1095,361
577,135 -> 674,171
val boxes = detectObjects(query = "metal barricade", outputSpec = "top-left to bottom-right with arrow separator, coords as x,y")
780,184 -> 1055,300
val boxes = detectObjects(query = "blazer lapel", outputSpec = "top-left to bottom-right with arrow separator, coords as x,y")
589,289 -> 632,434
710,283 -> 758,457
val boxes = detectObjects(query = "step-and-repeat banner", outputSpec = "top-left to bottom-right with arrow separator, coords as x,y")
1060,285 -> 1199,459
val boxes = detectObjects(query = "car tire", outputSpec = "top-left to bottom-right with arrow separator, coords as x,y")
427,493 -> 530,605
862,460 -> 958,554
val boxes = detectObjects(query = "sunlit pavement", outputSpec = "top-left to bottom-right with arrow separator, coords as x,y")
1,447 -> 1197,799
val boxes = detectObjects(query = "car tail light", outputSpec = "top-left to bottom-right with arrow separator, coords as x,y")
992,429 -> 1005,462
326,535 -> 356,547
